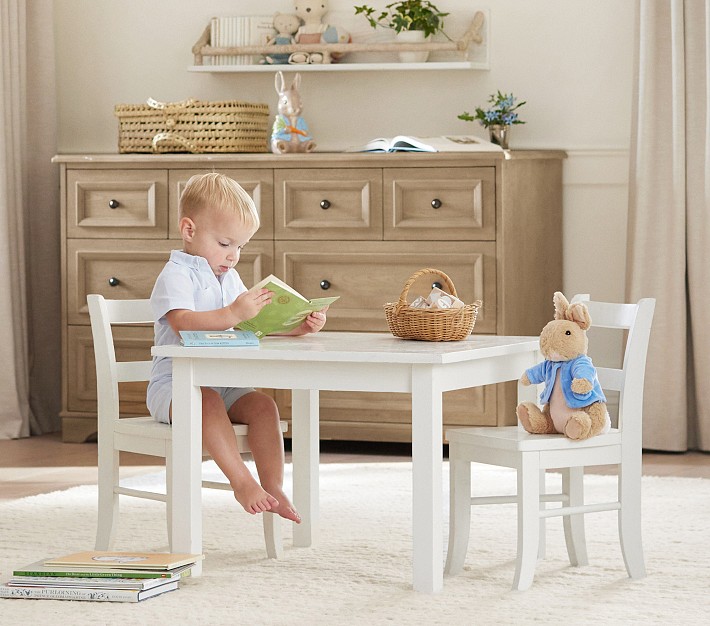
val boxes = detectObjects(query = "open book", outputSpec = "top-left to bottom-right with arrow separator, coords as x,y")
237,275 -> 339,338
346,135 -> 505,153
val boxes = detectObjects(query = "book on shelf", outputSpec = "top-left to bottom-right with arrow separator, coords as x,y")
43,551 -> 203,571
346,134 -> 505,153
0,579 -> 178,602
237,274 -> 339,338
210,16 -> 275,65
179,329 -> 260,347
12,558 -> 192,580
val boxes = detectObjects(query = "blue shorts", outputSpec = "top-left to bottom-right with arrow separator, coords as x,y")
148,384 -> 255,424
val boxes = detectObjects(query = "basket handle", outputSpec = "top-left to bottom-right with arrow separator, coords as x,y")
146,97 -> 195,111
152,132 -> 199,154
397,268 -> 457,307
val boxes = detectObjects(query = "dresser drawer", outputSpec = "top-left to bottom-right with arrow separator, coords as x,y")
275,240 -> 496,333
168,169 -> 274,240
66,240 -> 274,324
384,167 -> 495,241
66,169 -> 168,239
67,325 -> 152,415
275,168 -> 383,240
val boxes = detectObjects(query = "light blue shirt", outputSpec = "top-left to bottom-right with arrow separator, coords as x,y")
147,250 -> 247,408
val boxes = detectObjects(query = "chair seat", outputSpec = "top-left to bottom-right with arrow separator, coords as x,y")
446,425 -> 621,452
114,415 -> 251,439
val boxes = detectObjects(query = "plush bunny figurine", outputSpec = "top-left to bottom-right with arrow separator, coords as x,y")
516,292 -> 610,440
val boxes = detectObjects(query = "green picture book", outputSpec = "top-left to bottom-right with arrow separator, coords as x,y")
237,274 -> 339,338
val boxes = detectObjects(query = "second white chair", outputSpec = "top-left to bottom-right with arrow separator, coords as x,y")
87,294 -> 284,560
445,294 -> 655,590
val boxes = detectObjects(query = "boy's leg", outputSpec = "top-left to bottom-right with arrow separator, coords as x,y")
228,391 -> 301,523
198,387 -> 278,515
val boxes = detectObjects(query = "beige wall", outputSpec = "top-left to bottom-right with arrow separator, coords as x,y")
54,0 -> 634,326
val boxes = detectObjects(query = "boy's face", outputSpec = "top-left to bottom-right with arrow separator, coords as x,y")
180,211 -> 254,277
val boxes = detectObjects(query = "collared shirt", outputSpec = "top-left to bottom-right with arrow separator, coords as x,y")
147,249 -> 247,393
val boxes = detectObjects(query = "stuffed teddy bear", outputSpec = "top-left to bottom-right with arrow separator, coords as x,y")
288,0 -> 350,64
516,292 -> 611,440
262,12 -> 301,65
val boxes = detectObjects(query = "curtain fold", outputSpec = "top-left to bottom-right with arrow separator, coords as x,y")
0,0 -> 32,438
627,0 -> 710,451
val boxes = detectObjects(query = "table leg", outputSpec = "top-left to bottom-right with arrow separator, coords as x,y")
411,365 -> 443,593
291,389 -> 319,547
170,358 -> 203,575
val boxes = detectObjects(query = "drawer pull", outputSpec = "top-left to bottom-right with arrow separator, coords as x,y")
431,198 -> 442,209
108,199 -> 120,209
320,199 -> 331,209
320,279 -> 331,290
108,277 -> 121,287
432,281 -> 443,290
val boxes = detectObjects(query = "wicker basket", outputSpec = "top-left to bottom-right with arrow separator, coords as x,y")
384,268 -> 482,341
115,98 -> 270,153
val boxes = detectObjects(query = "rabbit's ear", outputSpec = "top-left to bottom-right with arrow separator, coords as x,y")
291,73 -> 302,90
553,291 -> 569,320
567,303 -> 592,330
275,70 -> 285,93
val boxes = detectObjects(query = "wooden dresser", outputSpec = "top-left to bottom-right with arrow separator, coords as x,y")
53,151 -> 564,443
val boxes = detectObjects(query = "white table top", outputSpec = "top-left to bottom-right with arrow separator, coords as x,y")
152,332 -> 539,364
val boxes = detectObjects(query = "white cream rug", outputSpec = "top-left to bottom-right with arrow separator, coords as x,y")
0,461 -> 708,625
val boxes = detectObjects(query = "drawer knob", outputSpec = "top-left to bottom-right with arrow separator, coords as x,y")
108,199 -> 120,209
431,198 -> 442,209
320,199 -> 331,210
432,281 -> 443,290
108,277 -> 121,287
320,279 -> 331,290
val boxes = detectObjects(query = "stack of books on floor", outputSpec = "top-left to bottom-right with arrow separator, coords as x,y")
0,551 -> 203,602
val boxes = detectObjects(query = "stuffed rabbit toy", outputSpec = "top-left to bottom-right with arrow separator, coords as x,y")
270,71 -> 316,154
516,292 -> 610,440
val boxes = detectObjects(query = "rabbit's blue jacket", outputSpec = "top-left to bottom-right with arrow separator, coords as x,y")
525,355 -> 606,408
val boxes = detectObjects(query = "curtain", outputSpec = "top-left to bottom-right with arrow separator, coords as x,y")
0,0 -> 59,439
626,0 -> 710,451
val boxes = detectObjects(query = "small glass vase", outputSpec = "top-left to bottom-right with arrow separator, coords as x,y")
488,124 -> 510,149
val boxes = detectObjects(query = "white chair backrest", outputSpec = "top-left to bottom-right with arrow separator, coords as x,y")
87,295 -> 154,422
571,294 -> 655,441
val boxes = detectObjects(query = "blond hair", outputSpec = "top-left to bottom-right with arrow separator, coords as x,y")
179,172 -> 260,231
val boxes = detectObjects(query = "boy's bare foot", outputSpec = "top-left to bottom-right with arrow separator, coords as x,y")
264,486 -> 301,523
231,473 -> 278,515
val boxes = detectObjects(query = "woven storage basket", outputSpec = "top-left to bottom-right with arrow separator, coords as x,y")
384,268 -> 482,341
115,98 -> 270,153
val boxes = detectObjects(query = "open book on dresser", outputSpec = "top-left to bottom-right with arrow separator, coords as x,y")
346,135 -> 505,153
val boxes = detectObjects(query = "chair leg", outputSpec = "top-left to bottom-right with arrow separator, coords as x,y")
513,454 -> 540,591
618,460 -> 646,578
263,512 -> 283,559
538,469 -> 546,560
562,467 -> 588,566
445,455 -> 471,576
96,447 -> 120,550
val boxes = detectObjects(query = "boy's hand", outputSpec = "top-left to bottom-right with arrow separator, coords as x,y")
289,306 -> 329,336
231,288 -> 272,323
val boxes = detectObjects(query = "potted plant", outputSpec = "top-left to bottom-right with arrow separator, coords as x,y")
354,1 -> 450,62
458,91 -> 526,148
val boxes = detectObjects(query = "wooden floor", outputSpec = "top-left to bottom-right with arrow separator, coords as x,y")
0,432 -> 707,502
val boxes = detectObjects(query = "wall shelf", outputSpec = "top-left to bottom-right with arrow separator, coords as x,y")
188,60 -> 487,73
190,11 -> 489,73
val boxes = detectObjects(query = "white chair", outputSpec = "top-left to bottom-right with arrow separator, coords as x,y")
87,294 -> 283,559
445,294 -> 655,590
